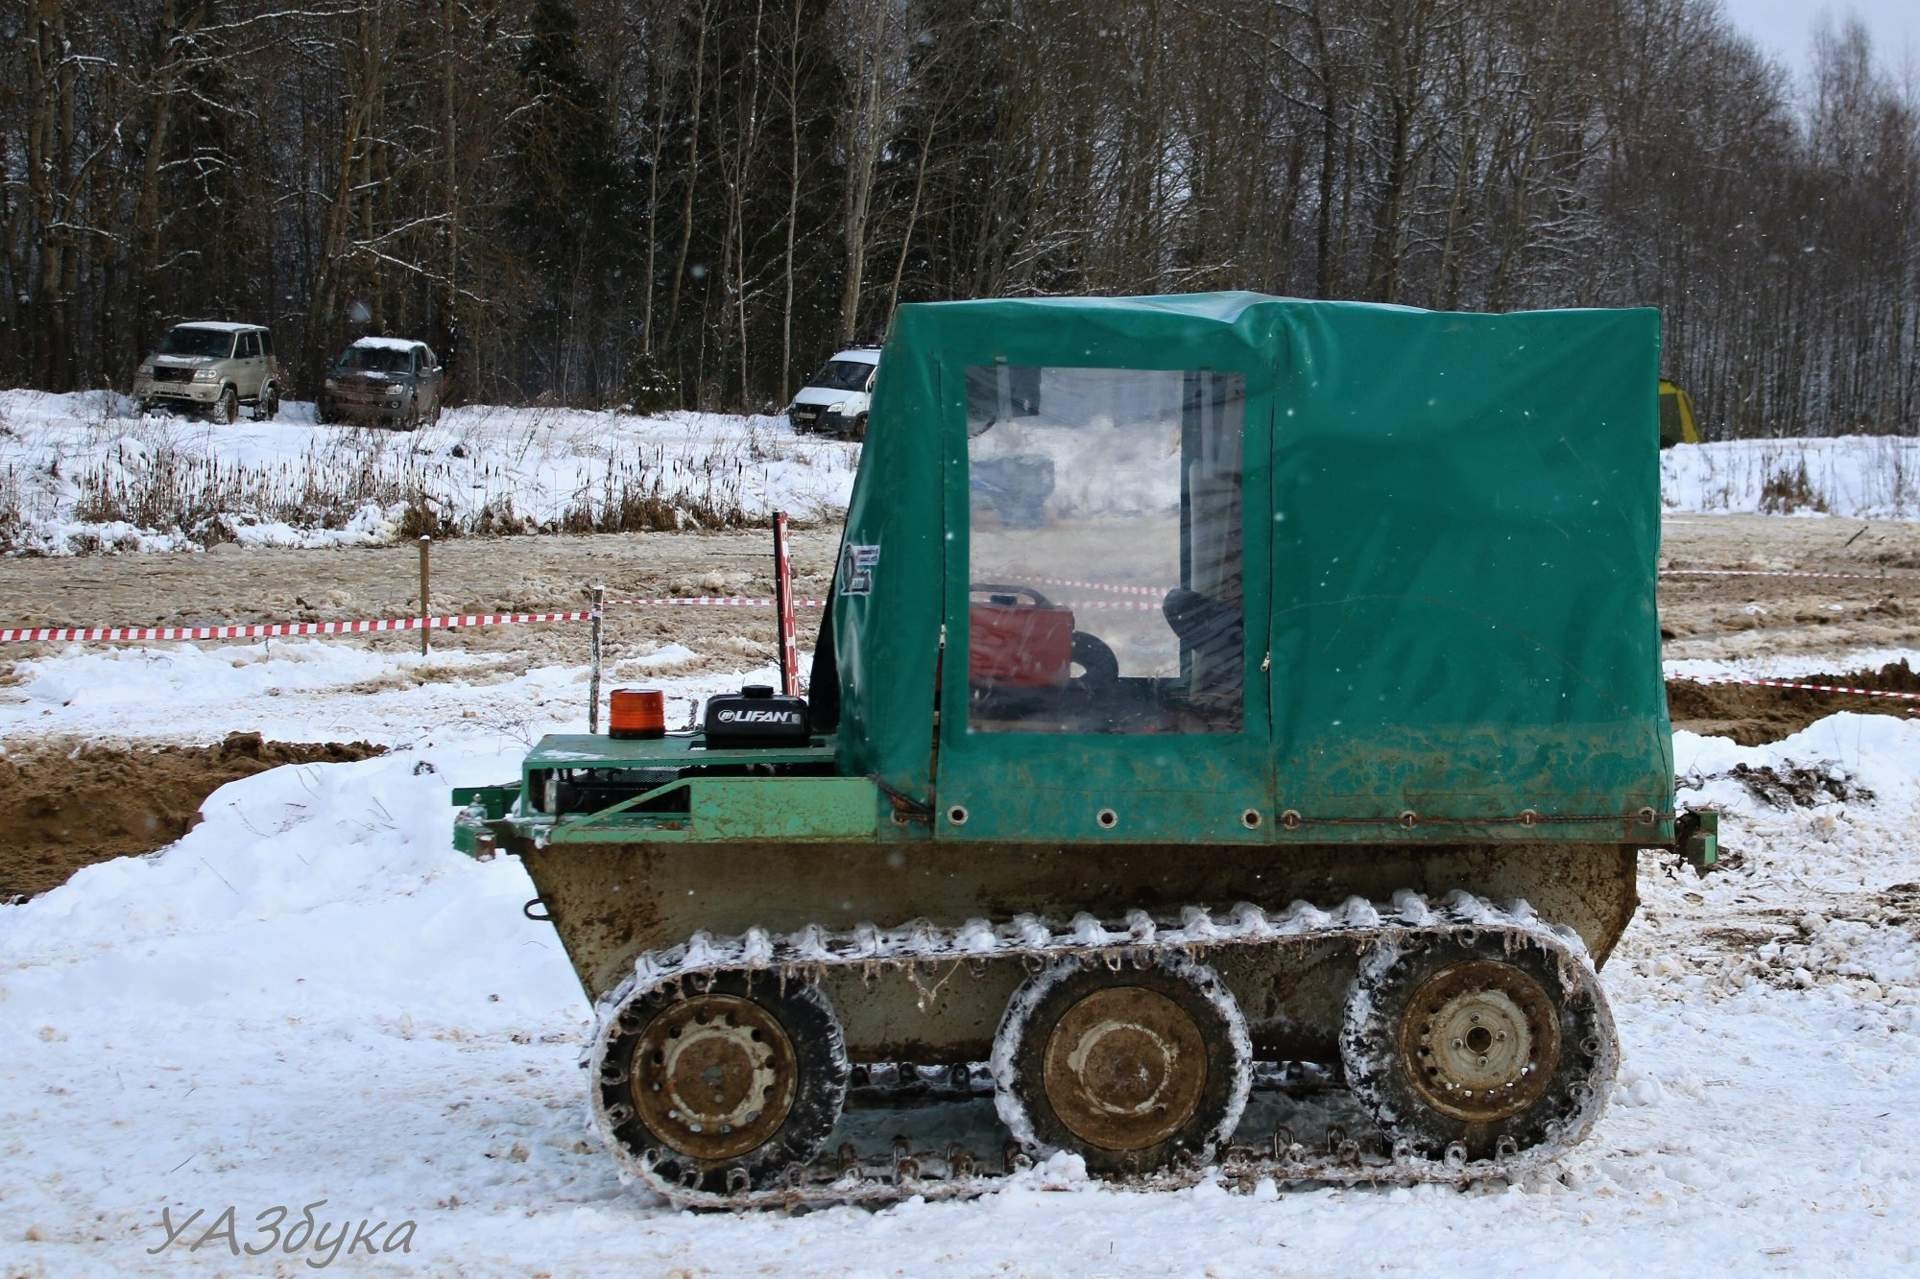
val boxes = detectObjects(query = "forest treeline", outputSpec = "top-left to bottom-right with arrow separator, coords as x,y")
3,0 -> 1915,436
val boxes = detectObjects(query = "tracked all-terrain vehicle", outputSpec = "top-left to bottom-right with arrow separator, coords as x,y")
455,293 -> 1715,1209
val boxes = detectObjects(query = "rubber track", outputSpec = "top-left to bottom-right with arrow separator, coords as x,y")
585,889 -> 1618,1210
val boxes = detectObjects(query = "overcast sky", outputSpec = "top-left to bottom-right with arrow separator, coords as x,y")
1720,0 -> 1919,73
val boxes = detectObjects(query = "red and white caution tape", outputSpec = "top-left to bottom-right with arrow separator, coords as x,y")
605,596 -> 826,609
1055,598 -> 1163,613
1660,568 -> 1908,582
1671,675 -> 1920,705
0,611 -> 594,644
1029,576 -> 1171,598
1033,569 -> 1911,597
0,596 -> 842,646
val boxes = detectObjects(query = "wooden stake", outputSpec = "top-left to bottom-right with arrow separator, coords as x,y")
418,536 -> 431,656
589,584 -> 606,733
773,512 -> 798,695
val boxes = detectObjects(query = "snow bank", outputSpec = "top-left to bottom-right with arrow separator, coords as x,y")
0,388 -> 857,554
4,388 -> 1914,557
1,694 -> 1917,1271
0,637 -> 788,749
1662,435 -> 1920,519
1666,646 -> 1920,684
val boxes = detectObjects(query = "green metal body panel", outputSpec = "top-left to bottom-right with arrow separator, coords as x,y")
501,733 -> 875,846
543,776 -> 880,844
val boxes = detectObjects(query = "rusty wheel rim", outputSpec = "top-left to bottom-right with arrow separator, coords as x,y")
631,993 -> 797,1162
1042,985 -> 1207,1151
1398,959 -> 1560,1123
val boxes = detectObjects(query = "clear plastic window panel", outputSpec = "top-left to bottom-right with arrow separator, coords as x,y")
965,365 -> 1244,734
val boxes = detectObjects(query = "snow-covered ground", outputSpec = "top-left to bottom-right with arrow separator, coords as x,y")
0,388 -> 1913,559
1661,436 -> 1920,520
0,389 -> 857,554
2,632 -> 1918,1275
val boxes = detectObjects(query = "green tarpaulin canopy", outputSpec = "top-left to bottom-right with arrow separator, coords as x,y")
826,293 -> 1673,845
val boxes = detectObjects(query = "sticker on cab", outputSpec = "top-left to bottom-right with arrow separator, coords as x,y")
839,544 -> 880,596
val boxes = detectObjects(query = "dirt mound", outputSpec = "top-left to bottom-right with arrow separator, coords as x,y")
0,732 -> 385,901
1667,660 -> 1920,745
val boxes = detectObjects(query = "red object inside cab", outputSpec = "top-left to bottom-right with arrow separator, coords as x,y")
969,586 -> 1074,688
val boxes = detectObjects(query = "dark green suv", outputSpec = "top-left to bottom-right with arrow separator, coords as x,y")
316,337 -> 445,429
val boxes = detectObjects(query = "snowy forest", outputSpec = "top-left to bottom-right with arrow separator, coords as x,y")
3,0 -> 1916,437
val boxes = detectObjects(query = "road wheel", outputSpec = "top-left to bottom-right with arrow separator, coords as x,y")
254,383 -> 279,422
314,397 -> 331,426
845,413 -> 868,442
402,394 -> 421,431
1340,933 -> 1615,1161
427,395 -> 442,426
595,973 -> 849,1195
994,952 -> 1250,1176
215,386 -> 239,425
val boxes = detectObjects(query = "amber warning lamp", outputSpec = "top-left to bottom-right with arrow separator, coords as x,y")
608,688 -> 667,739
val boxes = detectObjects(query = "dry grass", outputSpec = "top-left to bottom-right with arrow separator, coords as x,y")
71,440 -> 452,544
559,446 -> 752,534
20,402 -> 756,551
1758,459 -> 1827,514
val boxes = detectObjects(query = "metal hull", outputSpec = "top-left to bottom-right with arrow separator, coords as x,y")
515,840 -> 1638,1064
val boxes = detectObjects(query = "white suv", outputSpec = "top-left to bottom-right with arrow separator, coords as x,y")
132,322 -> 281,423
786,347 -> 879,440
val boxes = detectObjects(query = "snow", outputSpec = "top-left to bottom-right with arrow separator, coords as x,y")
0,638 -> 772,749
164,320 -> 260,334
1,623 -> 1917,1272
1661,435 -> 1920,519
348,336 -> 426,352
0,389 -> 858,554
4,388 -> 1913,558
1666,646 -> 1920,684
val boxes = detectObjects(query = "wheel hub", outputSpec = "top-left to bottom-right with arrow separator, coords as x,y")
1042,985 -> 1207,1151
1400,959 -> 1559,1122
631,993 -> 796,1162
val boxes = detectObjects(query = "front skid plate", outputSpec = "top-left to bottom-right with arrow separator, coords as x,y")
585,891 -> 1619,1210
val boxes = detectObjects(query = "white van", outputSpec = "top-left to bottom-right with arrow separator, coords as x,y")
786,347 -> 880,440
